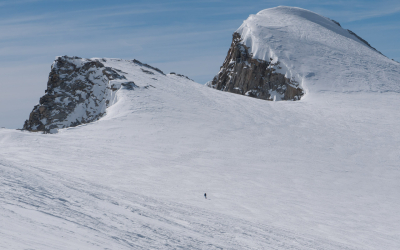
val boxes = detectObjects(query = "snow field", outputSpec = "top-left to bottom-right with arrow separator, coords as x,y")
1,70 -> 399,249
1,6 -> 400,249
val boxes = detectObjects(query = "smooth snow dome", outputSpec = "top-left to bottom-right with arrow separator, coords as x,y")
1,6 -> 400,250
237,6 -> 400,94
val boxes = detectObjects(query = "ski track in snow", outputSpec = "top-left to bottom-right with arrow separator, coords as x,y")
0,160 -> 358,250
1,73 -> 399,249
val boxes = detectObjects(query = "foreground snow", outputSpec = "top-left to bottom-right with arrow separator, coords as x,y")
1,156 -> 357,250
1,75 -> 399,249
1,6 -> 400,250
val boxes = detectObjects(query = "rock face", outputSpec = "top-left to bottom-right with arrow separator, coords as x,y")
207,32 -> 303,101
23,56 -> 127,133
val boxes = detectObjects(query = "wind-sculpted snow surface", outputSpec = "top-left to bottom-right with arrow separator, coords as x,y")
0,160 -> 357,250
1,71 -> 400,249
2,6 -> 400,250
236,6 -> 400,95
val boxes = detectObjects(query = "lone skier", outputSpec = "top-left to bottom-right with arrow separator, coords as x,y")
204,193 -> 207,199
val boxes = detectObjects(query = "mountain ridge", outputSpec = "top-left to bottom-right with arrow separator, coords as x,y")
22,7 -> 400,132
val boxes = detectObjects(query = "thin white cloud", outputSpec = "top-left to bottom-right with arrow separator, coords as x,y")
308,0 -> 400,22
0,14 -> 52,25
0,0 -> 43,7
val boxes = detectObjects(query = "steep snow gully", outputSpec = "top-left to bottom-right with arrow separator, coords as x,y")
1,6 -> 400,250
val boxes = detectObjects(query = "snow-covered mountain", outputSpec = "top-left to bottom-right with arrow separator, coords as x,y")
208,6 -> 399,100
1,6 -> 400,250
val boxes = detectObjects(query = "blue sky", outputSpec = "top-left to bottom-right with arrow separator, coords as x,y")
1,0 -> 399,128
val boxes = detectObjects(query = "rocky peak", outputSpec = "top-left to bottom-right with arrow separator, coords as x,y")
23,56 -> 129,133
207,32 -> 303,101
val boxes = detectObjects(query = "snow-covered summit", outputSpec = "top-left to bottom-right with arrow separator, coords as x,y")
236,6 -> 400,94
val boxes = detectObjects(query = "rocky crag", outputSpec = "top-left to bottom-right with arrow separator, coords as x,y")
23,56 -> 194,133
207,32 -> 303,101
23,56 -> 158,133
23,56 -> 125,133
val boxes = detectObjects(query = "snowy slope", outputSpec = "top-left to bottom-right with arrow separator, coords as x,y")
1,6 -> 400,250
237,6 -> 400,95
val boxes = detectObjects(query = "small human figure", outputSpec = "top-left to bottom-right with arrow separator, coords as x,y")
204,193 -> 207,199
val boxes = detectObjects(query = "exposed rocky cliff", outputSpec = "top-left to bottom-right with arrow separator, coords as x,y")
23,56 -> 141,133
207,32 -> 303,101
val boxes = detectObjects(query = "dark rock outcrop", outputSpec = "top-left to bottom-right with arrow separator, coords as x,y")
207,32 -> 303,101
169,72 -> 194,81
132,59 -> 165,75
23,56 -> 126,133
